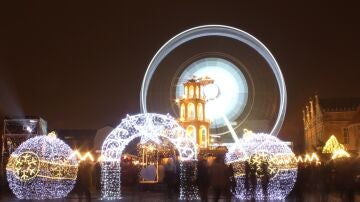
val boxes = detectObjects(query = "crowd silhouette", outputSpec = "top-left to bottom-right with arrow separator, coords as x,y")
291,158 -> 360,202
70,153 -> 360,201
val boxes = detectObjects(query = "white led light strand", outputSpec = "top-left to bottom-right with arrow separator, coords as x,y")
226,133 -> 297,200
101,113 -> 197,200
6,135 -> 78,200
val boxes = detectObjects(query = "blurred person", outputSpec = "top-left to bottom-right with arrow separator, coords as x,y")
249,162 -> 257,201
158,158 -> 165,183
196,156 -> 210,201
227,162 -> 236,199
76,160 -> 92,201
209,154 -> 231,202
92,161 -> 102,194
260,162 -> 270,201
342,159 -> 356,202
164,157 -> 176,199
244,160 -> 251,199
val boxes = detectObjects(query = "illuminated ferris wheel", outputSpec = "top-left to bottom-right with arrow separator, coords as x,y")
140,25 -> 287,143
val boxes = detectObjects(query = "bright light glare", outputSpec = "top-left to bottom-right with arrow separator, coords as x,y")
203,83 -> 219,99
25,126 -> 32,133
177,57 -> 248,128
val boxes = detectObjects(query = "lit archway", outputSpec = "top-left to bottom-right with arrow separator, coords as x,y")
184,86 -> 188,98
199,125 -> 207,147
189,85 -> 194,98
101,113 -> 197,199
195,86 -> 200,98
197,103 -> 203,120
186,125 -> 196,141
187,103 -> 195,120
180,103 -> 185,121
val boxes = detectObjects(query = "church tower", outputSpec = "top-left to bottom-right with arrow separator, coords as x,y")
177,77 -> 213,148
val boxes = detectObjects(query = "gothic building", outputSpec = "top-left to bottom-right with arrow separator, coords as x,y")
303,95 -> 360,153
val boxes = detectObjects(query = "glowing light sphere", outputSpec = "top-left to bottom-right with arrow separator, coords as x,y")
6,134 -> 78,200
176,57 -> 248,129
226,133 -> 297,200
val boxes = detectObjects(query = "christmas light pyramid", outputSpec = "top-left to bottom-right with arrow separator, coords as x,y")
322,135 -> 345,154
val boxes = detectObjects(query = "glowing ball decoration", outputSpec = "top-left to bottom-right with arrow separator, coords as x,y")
6,133 -> 78,199
226,133 -> 297,200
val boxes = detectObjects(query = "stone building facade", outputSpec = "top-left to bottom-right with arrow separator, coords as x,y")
303,95 -> 360,153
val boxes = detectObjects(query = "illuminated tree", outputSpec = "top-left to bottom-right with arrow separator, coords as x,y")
322,135 -> 345,154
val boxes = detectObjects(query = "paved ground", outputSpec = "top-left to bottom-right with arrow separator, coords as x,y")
1,191 -> 360,201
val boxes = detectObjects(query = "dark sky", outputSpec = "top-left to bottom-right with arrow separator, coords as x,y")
0,1 -> 359,151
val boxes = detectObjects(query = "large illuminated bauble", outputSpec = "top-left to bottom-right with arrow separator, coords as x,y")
226,133 -> 297,200
140,25 -> 287,139
6,135 -> 78,199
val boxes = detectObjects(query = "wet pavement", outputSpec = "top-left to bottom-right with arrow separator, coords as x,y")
1,191 -> 360,202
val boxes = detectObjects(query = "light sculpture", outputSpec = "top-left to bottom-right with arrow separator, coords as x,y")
226,133 -> 297,200
296,152 -> 321,164
101,113 -> 197,200
70,150 -> 95,162
6,132 -> 78,199
322,135 -> 345,154
331,148 -> 351,159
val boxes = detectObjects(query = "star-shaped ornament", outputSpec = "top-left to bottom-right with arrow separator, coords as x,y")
135,116 -> 163,145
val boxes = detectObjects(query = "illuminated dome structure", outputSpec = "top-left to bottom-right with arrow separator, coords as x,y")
101,113 -> 197,200
226,133 -> 297,200
6,132 -> 78,199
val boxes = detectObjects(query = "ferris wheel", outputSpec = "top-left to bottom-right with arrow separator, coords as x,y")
140,25 -> 287,143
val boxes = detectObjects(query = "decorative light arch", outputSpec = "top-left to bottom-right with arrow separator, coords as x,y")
101,113 -> 197,199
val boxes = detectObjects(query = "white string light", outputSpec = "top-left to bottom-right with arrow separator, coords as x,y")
296,152 -> 321,164
6,134 -> 78,199
226,133 -> 297,200
179,160 -> 200,200
101,113 -> 197,200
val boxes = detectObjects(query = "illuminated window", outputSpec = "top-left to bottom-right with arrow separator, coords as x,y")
180,104 -> 185,120
343,128 -> 349,144
197,103 -> 203,120
199,126 -> 207,147
189,85 -> 194,98
187,103 -> 195,120
186,125 -> 196,140
195,86 -> 200,98
184,86 -> 188,98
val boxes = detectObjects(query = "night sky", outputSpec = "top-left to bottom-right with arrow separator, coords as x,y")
0,1 -> 359,151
